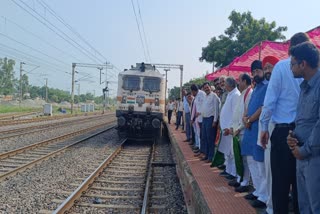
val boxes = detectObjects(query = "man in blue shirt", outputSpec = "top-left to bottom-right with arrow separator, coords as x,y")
182,88 -> 191,142
260,32 -> 310,214
287,42 -> 320,214
242,60 -> 268,208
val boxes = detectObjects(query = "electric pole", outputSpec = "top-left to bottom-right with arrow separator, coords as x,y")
71,63 -> 76,114
77,83 -> 80,111
19,62 -> 25,107
164,69 -> 170,101
45,78 -> 48,102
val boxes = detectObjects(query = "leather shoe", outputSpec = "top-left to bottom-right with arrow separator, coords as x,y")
228,179 -> 240,187
183,139 -> 190,142
181,130 -> 186,133
225,175 -> 236,180
194,152 -> 201,157
200,156 -> 208,161
217,164 -> 226,170
251,199 -> 266,208
219,170 -> 229,177
204,159 -> 211,163
244,193 -> 258,200
235,185 -> 250,193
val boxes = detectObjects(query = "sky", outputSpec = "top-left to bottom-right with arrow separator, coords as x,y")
0,0 -> 319,97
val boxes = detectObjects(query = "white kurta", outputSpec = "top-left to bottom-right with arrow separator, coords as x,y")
194,90 -> 206,123
219,87 -> 240,155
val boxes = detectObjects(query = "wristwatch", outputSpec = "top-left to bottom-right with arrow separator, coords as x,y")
247,118 -> 251,123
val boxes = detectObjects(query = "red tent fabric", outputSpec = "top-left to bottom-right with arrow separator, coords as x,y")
307,26 -> 320,48
205,26 -> 320,81
206,41 -> 288,81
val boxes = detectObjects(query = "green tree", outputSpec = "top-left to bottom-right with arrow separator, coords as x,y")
168,86 -> 180,101
22,74 -> 29,96
0,58 -> 16,95
200,10 -> 287,68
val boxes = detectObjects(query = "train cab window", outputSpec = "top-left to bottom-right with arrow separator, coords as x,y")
143,77 -> 161,92
122,75 -> 140,91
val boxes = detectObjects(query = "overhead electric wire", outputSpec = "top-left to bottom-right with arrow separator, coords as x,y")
28,0 -> 120,78
0,43 -> 71,75
11,0 -> 101,64
0,16 -> 82,62
37,0 -> 107,63
0,32 -> 69,66
131,0 -> 148,62
38,0 -> 121,80
136,0 -> 152,62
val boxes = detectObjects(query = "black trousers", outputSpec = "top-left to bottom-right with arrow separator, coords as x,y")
271,126 -> 299,214
168,110 -> 173,123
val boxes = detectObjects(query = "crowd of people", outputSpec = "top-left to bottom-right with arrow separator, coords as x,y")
166,32 -> 320,214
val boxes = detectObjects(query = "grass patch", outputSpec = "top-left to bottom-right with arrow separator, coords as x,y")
0,105 -> 41,114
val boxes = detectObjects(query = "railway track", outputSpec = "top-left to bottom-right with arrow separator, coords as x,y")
47,138 -> 177,214
0,111 -> 102,126
48,140 -> 153,214
0,111 -> 39,121
0,113 -> 113,140
0,120 -> 116,181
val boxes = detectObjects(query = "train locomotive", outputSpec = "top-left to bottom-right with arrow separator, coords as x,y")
116,62 -> 165,140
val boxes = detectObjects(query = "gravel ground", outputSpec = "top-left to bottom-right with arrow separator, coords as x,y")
0,129 -> 121,213
151,137 -> 188,214
0,115 -> 115,153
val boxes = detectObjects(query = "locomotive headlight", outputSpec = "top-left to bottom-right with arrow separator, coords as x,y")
118,116 -> 126,127
151,118 -> 161,128
128,105 -> 134,113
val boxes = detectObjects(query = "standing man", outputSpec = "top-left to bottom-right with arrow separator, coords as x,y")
260,32 -> 310,214
219,76 -> 228,107
175,98 -> 183,130
287,42 -> 320,214
167,100 -> 175,124
259,55 -> 279,214
219,77 -> 240,179
182,89 -> 191,142
230,73 -> 253,192
242,60 -> 268,208
190,84 -> 206,154
200,82 -> 220,162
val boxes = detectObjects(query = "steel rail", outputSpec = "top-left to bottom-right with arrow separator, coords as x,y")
0,111 -> 103,126
0,119 -> 115,160
0,124 -> 116,181
53,138 -> 127,214
0,113 -> 113,139
140,140 -> 155,214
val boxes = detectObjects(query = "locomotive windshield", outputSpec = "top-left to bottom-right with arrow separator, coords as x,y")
122,75 -> 140,91
143,77 -> 161,92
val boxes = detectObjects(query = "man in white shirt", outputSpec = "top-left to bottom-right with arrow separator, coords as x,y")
219,77 -> 240,179
190,84 -> 206,153
167,100 -> 175,124
199,82 -> 220,162
228,73 -> 253,192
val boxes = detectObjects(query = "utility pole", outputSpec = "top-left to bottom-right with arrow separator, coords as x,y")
77,83 -> 80,111
45,78 -> 48,102
164,69 -> 170,101
19,62 -> 25,107
180,65 -> 183,99
71,63 -> 76,114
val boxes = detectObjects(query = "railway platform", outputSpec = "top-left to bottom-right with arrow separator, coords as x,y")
165,121 -> 256,214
